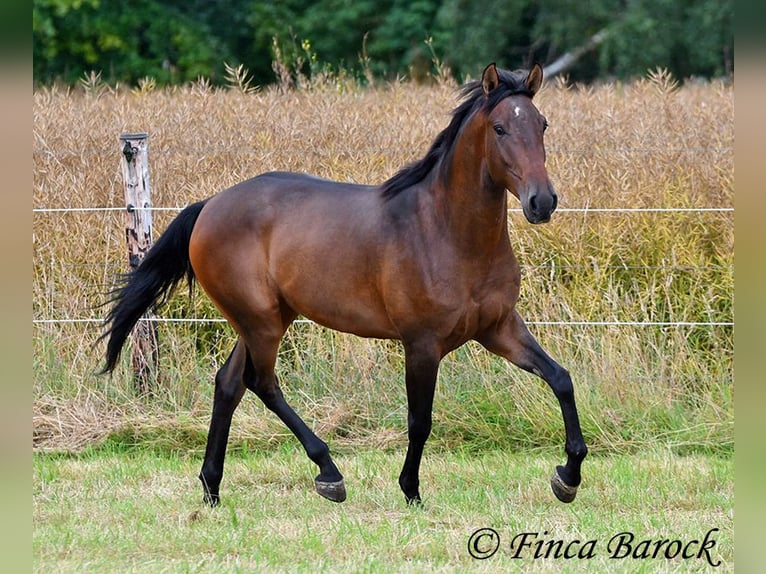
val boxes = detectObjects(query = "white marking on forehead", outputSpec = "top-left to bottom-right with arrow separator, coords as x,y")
514,106 -> 521,117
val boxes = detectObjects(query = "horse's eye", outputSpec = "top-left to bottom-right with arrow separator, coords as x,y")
493,125 -> 505,136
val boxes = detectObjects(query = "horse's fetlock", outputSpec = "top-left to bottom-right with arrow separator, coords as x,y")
199,468 -> 222,492
305,440 -> 330,465
399,473 -> 419,497
566,442 -> 588,460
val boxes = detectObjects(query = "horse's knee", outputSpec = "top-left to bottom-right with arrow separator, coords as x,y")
240,354 -> 281,406
250,379 -> 283,409
214,370 -> 245,403
549,367 -> 574,400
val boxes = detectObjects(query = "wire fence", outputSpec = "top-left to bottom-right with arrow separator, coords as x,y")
32,201 -> 734,329
31,317 -> 733,326
32,145 -> 733,156
33,206 -> 733,214
33,140 -> 734,330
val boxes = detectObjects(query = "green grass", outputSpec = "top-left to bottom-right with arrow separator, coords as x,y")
33,445 -> 733,573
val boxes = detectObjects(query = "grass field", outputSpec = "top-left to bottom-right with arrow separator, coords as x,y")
33,444 -> 732,573
33,67 -> 733,571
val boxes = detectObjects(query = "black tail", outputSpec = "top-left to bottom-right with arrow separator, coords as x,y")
100,199 -> 209,373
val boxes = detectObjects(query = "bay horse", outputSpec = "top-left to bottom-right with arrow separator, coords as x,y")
102,63 -> 588,506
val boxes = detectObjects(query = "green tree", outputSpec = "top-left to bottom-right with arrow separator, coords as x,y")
534,0 -> 733,81
34,0 -> 222,84
297,0 -> 383,71
366,0 -> 439,77
32,0 -> 733,86
432,0 -> 536,80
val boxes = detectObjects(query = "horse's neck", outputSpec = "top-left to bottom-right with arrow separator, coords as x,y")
434,132 -> 510,254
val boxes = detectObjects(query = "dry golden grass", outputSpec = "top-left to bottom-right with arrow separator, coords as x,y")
32,71 -> 733,453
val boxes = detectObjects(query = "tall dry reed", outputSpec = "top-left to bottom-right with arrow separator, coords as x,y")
33,70 -> 732,455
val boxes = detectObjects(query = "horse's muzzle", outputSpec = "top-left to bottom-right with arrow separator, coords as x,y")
522,184 -> 558,224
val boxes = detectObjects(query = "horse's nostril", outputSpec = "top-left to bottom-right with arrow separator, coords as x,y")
552,193 -> 558,212
528,193 -> 539,214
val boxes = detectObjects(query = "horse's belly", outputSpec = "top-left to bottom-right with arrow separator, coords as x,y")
304,307 -> 399,339
277,271 -> 399,339
290,293 -> 399,339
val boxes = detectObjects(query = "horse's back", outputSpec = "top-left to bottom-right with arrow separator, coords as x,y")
188,171 -> 400,339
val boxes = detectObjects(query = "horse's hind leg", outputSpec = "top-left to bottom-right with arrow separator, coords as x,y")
477,310 -> 588,503
199,340 -> 247,506
241,330 -> 346,503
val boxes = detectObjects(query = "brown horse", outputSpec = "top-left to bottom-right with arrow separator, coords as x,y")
102,63 -> 587,507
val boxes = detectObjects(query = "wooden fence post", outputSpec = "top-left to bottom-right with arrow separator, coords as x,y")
119,132 -> 158,394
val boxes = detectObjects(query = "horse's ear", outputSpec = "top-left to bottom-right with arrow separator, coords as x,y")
526,63 -> 543,97
482,63 -> 500,96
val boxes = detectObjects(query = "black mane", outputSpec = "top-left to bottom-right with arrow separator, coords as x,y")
380,68 -> 535,199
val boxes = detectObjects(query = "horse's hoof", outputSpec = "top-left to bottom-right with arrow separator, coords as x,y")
550,468 -> 578,503
315,478 -> 347,503
405,494 -> 422,506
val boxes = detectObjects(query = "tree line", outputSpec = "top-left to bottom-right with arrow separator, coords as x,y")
33,0 -> 733,86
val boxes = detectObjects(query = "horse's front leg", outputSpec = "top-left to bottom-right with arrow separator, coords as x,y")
477,310 -> 588,502
398,339 -> 441,504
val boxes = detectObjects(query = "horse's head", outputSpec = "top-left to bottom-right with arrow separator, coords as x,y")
482,63 -> 557,224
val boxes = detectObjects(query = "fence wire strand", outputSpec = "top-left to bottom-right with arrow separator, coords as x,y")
33,317 -> 733,327
33,206 -> 733,214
